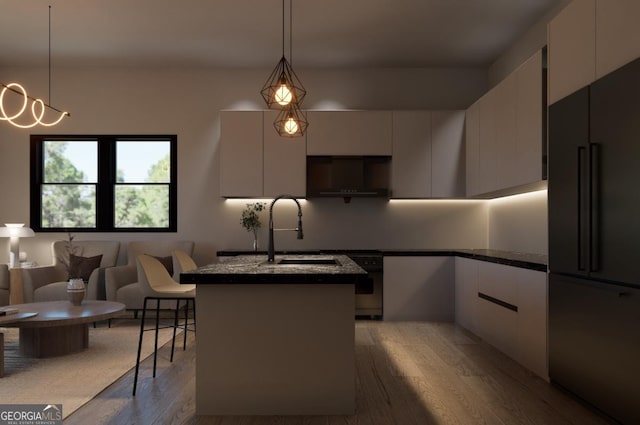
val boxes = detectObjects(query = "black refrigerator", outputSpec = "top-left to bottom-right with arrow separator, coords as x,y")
548,57 -> 640,425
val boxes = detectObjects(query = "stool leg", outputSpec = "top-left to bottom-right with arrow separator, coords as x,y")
183,299 -> 189,350
170,299 -> 179,362
133,297 -> 149,396
192,298 -> 196,334
153,298 -> 160,378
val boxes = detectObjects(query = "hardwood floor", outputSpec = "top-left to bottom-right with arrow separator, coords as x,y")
64,321 -> 614,425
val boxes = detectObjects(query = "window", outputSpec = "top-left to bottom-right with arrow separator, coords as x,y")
30,135 -> 177,232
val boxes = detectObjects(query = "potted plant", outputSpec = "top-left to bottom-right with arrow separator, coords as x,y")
58,233 -> 85,305
240,202 -> 267,251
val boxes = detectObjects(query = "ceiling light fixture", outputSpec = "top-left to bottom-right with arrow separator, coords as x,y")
261,0 -> 307,137
0,5 -> 69,129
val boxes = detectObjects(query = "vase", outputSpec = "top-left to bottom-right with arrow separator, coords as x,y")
67,278 -> 86,306
252,234 -> 259,252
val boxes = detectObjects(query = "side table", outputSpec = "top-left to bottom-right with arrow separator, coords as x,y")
9,267 -> 24,305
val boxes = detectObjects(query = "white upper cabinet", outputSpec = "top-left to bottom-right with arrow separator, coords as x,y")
221,109 -> 465,199
263,110 -> 306,198
219,111 -> 263,197
306,111 -> 393,156
466,50 -> 544,197
465,103 -> 480,197
220,110 -> 306,198
595,0 -> 640,79
548,0 -> 596,105
391,110 -> 465,198
548,0 -> 640,105
492,72 -> 518,192
515,50 -> 544,186
391,111 -> 432,198
431,111 -> 465,198
477,88 -> 497,194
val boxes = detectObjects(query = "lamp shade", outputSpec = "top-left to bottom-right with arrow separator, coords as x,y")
0,223 -> 35,238
0,223 -> 35,267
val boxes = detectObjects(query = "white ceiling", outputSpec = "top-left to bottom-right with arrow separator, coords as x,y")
0,0 -> 566,69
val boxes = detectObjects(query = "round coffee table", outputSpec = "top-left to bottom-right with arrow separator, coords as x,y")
4,300 -> 125,358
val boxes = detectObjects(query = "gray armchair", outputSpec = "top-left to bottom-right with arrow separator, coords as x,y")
22,240 -> 120,303
0,264 -> 9,306
105,241 -> 194,312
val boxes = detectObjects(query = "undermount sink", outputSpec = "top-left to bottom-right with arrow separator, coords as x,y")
276,257 -> 341,266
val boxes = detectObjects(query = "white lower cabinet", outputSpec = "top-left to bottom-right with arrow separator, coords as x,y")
477,293 -> 519,360
454,258 -> 548,379
515,267 -> 548,379
383,256 -> 455,321
476,261 -> 519,362
454,257 -> 479,334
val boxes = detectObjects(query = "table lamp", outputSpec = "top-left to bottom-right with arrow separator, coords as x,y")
0,223 -> 35,267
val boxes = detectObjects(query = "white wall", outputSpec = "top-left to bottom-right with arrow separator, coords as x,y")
487,0 -> 571,87
0,65 -> 489,266
487,190 -> 548,255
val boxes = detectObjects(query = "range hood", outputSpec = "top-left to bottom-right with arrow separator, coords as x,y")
306,156 -> 391,199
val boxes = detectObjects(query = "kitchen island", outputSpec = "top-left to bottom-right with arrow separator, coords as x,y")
180,254 -> 368,416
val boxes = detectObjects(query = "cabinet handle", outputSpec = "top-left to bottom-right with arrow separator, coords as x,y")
577,146 -> 588,271
478,292 -> 518,312
589,143 -> 600,272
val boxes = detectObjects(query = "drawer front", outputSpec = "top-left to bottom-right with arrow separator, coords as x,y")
477,261 -> 518,306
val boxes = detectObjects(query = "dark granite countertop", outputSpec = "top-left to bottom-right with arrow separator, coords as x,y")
217,249 -> 548,272
382,249 -> 548,272
181,254 -> 368,284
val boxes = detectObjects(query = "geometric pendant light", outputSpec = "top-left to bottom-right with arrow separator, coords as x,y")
261,0 -> 307,137
260,55 -> 306,109
274,101 -> 308,137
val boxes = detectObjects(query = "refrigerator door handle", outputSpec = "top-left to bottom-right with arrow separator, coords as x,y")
577,146 -> 588,271
590,142 -> 601,272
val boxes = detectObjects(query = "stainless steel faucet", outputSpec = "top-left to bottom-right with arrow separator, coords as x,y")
268,195 -> 303,262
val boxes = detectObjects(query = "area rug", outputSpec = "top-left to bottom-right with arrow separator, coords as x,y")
0,319 -> 176,419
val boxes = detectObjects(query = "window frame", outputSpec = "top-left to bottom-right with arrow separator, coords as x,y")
30,134 -> 178,232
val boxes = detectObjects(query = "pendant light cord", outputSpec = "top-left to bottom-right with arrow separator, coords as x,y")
281,0 -> 293,64
48,5 -> 51,105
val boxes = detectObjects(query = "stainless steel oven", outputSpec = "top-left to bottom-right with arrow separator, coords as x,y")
347,252 -> 383,320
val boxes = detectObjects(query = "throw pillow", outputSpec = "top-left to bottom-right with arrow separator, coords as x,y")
150,255 -> 173,276
69,254 -> 103,282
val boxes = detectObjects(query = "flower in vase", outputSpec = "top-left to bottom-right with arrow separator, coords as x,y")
240,202 -> 267,249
